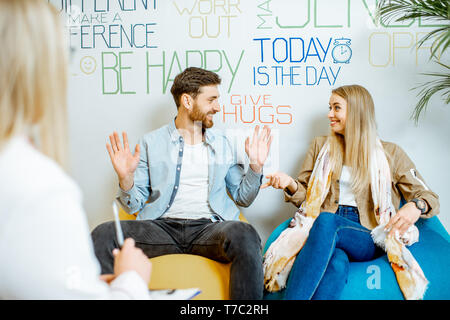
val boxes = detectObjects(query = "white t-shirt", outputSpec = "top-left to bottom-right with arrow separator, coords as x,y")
162,142 -> 215,220
338,165 -> 357,207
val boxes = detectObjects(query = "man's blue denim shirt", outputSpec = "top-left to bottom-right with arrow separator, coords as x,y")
117,120 -> 263,221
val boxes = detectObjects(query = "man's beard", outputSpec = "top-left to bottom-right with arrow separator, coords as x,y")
189,103 -> 214,129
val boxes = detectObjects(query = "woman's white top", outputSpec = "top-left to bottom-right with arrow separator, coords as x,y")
0,136 -> 150,299
338,165 -> 357,207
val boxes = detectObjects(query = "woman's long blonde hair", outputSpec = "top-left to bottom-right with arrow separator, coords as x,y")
329,85 -> 378,195
0,0 -> 68,168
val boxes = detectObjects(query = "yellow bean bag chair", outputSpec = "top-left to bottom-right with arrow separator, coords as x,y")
119,208 -> 247,300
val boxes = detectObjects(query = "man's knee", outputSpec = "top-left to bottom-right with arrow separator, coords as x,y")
91,221 -> 115,244
224,222 -> 262,254
231,222 -> 260,242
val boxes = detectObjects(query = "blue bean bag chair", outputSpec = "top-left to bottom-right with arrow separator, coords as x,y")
263,213 -> 450,300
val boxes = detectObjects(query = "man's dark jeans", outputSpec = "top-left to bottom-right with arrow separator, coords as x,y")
91,218 -> 264,299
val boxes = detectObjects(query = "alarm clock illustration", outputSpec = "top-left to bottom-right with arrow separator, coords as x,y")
332,38 -> 352,64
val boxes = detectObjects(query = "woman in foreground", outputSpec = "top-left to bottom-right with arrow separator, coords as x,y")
0,0 -> 151,299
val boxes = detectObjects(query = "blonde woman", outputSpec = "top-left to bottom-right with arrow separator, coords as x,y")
262,85 -> 439,299
0,0 -> 151,299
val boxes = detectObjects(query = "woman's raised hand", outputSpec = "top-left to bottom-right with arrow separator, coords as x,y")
261,171 -> 297,193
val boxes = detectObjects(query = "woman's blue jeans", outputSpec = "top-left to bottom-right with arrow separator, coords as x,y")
284,206 -> 384,300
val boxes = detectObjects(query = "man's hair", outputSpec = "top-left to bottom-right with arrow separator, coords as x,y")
170,67 -> 221,109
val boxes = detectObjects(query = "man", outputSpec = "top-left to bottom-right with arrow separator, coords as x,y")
91,67 -> 273,299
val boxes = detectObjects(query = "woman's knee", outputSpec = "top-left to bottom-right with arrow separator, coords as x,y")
327,248 -> 349,276
311,212 -> 338,234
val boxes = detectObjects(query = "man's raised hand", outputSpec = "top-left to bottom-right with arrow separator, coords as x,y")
245,125 -> 273,173
106,131 -> 140,191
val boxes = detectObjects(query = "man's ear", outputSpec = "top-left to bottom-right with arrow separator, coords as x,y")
181,93 -> 192,110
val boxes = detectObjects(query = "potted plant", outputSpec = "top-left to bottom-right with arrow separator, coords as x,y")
377,0 -> 449,123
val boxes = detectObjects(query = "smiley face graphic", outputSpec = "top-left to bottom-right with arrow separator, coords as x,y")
80,56 -> 97,75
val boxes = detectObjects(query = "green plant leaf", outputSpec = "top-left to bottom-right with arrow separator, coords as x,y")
377,0 -> 450,123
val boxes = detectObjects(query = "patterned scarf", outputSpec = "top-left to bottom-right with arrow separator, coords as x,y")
263,137 -> 428,300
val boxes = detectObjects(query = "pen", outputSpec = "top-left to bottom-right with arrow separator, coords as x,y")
112,201 -> 125,248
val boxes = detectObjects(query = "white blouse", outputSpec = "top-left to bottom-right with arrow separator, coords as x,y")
0,136 -> 150,299
338,165 -> 357,207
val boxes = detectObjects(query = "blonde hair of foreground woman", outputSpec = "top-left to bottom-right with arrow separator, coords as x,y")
0,0 -> 68,168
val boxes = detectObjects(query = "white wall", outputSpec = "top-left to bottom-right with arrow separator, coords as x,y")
56,0 -> 449,244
